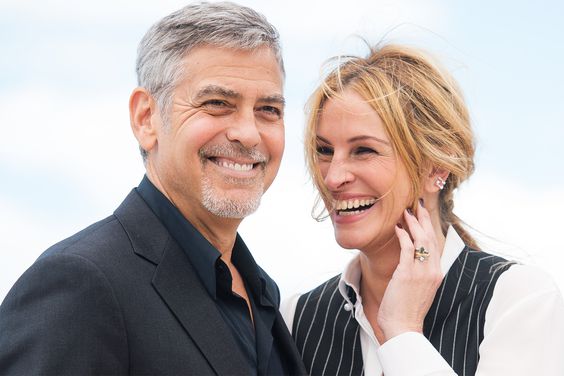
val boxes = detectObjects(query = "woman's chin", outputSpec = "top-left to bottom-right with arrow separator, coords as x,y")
334,227 -> 397,253
334,234 -> 368,250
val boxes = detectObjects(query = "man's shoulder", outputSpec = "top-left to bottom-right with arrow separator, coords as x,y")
40,215 -> 121,259
2,189 -> 160,306
15,189 -> 161,288
39,189 -> 156,264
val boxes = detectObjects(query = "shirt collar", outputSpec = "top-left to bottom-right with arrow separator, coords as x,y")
136,175 -> 221,297
338,226 -> 466,304
135,175 -> 272,306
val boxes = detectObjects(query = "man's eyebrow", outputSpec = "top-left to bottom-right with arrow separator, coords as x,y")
193,85 -> 241,101
259,94 -> 285,106
193,85 -> 285,106
316,135 -> 390,146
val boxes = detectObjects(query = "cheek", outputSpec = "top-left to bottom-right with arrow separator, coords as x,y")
318,163 -> 329,180
262,127 -> 285,160
381,183 -> 412,221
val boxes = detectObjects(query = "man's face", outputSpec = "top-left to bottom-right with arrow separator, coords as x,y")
148,46 -> 285,225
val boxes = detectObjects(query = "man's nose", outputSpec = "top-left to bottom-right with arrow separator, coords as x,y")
324,158 -> 355,191
226,111 -> 261,148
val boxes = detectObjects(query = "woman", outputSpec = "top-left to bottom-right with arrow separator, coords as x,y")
282,45 -> 564,375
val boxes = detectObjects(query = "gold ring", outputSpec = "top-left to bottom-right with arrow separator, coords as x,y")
414,246 -> 430,262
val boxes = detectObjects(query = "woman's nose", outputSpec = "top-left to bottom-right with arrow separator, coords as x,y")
323,159 -> 355,190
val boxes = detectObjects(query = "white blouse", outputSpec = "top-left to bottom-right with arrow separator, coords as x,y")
281,227 -> 564,375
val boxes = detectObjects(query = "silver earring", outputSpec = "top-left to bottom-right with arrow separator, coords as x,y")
435,177 -> 446,190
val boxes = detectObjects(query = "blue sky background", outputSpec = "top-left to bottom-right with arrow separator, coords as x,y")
1,0 -> 563,301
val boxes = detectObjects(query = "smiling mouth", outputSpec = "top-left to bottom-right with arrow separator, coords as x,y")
209,157 -> 258,172
200,144 -> 267,173
334,198 -> 376,216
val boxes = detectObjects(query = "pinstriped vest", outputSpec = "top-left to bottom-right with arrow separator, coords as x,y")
292,248 -> 514,376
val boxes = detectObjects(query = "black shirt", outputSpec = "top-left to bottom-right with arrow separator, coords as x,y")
136,176 -> 279,375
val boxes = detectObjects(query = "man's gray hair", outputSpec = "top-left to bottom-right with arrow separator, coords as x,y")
136,1 -> 284,118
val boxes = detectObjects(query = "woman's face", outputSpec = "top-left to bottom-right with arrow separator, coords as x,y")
316,88 -> 412,252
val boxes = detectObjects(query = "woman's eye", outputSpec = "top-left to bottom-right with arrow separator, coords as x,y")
354,146 -> 377,155
316,145 -> 333,156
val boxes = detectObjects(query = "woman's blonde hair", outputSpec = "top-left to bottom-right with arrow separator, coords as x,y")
305,44 -> 479,249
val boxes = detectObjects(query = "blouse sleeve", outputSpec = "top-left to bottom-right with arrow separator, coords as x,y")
378,332 -> 456,375
377,264 -> 564,376
475,264 -> 564,375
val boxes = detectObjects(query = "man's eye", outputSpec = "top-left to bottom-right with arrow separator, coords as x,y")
316,145 -> 333,156
258,106 -> 282,119
203,99 -> 228,107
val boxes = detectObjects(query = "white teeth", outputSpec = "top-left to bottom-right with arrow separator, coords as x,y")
218,160 -> 253,171
340,210 -> 361,216
334,198 -> 376,213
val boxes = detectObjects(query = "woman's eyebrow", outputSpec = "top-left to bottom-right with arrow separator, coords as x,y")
348,135 -> 390,145
316,134 -> 390,145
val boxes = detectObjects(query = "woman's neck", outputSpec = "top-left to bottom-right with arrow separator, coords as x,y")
358,237 -> 401,307
358,210 -> 447,308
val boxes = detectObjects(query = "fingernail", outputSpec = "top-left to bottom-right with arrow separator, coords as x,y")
396,223 -> 403,229
406,208 -> 414,215
419,198 -> 425,207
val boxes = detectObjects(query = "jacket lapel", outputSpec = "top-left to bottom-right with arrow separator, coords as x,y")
152,242 -> 249,375
272,313 -> 309,375
115,190 -> 249,375
254,304 -> 275,375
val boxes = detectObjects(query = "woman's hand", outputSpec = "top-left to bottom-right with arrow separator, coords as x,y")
377,199 -> 444,342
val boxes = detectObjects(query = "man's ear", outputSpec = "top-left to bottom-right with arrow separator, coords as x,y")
425,166 -> 450,193
129,87 -> 161,156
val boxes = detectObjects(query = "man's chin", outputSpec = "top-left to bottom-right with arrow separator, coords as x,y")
204,199 -> 261,219
201,174 -> 265,218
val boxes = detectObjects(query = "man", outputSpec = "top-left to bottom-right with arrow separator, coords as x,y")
0,2 -> 307,375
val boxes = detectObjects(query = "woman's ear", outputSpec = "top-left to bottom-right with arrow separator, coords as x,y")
129,87 -> 161,157
425,167 -> 450,193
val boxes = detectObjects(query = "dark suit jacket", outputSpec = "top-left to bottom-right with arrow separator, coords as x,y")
0,190 -> 307,375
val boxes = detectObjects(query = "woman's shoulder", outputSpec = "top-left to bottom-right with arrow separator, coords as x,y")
484,262 -> 564,342
454,247 -> 513,272
449,247 -> 561,297
492,263 -> 561,304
